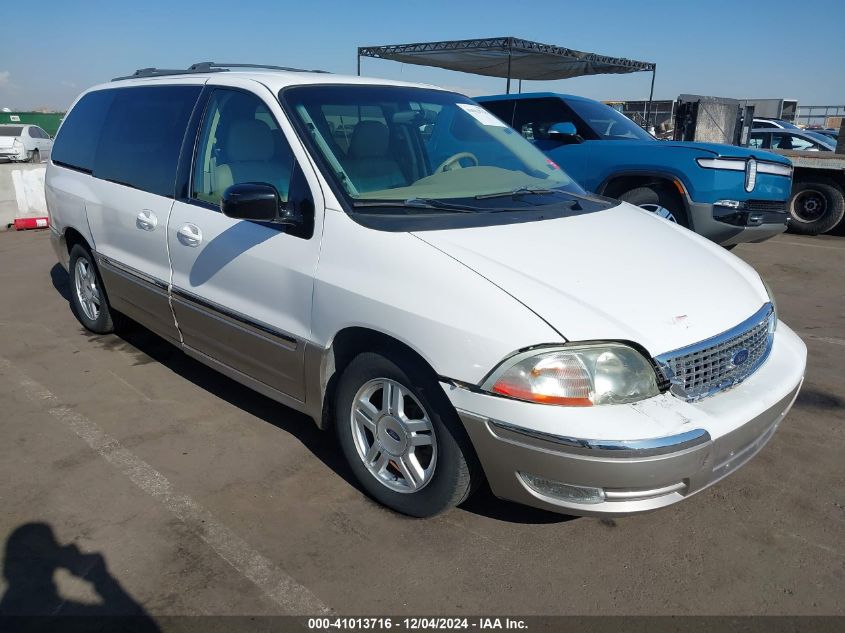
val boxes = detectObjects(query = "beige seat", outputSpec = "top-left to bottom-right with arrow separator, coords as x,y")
214,119 -> 290,200
342,120 -> 406,193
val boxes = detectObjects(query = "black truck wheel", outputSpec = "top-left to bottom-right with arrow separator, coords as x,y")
787,179 -> 845,235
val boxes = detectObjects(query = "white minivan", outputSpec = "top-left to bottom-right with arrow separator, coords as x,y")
47,63 -> 806,518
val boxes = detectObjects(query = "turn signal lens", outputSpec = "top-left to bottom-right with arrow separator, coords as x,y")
492,353 -> 593,406
487,344 -> 660,407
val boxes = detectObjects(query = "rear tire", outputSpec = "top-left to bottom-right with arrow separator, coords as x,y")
334,351 -> 481,517
68,244 -> 119,334
619,186 -> 689,227
786,179 -> 845,235
29,149 -> 40,164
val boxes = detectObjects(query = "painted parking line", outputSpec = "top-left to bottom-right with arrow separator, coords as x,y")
0,356 -> 330,616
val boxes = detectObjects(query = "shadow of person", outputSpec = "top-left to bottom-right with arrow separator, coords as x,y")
0,523 -> 160,632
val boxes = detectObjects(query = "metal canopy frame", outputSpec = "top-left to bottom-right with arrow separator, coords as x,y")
358,37 -> 657,123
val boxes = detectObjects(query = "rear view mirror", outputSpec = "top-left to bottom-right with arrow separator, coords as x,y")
221,182 -> 299,224
547,122 -> 581,143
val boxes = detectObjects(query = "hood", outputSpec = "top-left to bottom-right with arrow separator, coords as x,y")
412,203 -> 769,356
597,139 -> 792,165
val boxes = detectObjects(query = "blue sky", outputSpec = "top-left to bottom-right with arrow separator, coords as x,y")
1,0 -> 843,111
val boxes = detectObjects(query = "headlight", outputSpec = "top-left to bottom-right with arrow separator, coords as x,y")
483,343 -> 660,407
696,156 -> 760,193
745,158 -> 757,192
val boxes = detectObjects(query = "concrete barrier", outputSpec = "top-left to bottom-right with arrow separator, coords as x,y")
0,163 -> 48,229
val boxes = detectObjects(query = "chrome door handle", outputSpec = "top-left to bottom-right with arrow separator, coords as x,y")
136,210 -> 158,231
177,223 -> 202,247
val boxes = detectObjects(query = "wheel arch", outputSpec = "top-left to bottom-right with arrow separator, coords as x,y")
599,170 -> 691,204
791,167 -> 845,190
313,326 -> 445,430
599,170 -> 692,225
63,226 -> 91,254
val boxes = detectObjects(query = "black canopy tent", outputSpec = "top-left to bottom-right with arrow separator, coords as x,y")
357,37 -> 658,124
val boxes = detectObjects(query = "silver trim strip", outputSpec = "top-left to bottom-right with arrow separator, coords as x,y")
604,482 -> 687,501
170,287 -> 298,348
97,254 -> 169,292
480,415 -> 712,458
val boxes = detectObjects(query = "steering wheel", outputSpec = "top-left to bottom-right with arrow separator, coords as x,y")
435,152 -> 479,173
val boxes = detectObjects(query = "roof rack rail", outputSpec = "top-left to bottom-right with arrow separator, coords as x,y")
112,62 -> 329,82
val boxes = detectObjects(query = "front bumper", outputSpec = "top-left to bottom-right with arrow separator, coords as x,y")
443,324 -> 806,516
0,150 -> 26,162
689,201 -> 788,246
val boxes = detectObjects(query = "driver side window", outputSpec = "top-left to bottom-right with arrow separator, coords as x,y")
512,99 -> 579,141
192,89 -> 295,205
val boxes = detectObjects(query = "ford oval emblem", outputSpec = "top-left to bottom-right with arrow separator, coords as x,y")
385,428 -> 401,442
732,349 -> 750,366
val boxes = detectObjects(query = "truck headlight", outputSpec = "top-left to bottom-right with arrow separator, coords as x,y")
745,158 -> 757,192
483,343 -> 660,406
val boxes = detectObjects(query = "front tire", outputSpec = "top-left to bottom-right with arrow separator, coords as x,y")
29,149 -> 40,164
619,186 -> 689,227
787,179 -> 845,235
68,244 -> 119,334
334,351 -> 480,517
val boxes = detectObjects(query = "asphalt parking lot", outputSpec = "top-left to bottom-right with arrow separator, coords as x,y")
0,229 -> 843,619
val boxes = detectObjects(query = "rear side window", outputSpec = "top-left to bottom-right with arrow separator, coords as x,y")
0,127 -> 23,136
95,86 -> 201,197
52,90 -> 115,172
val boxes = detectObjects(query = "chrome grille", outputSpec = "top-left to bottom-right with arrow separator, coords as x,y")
654,304 -> 775,401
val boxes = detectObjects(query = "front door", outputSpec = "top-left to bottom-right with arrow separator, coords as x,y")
167,82 -> 323,402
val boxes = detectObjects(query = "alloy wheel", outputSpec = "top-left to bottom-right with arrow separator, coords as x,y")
74,257 -> 101,321
639,203 -> 678,223
350,378 -> 437,493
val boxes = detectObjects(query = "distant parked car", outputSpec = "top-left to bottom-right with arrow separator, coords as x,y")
749,128 -> 836,152
805,127 -> 839,142
477,93 -> 793,248
752,118 -> 800,130
0,124 -> 53,163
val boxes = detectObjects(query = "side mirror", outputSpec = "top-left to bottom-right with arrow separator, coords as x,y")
547,122 -> 581,143
221,183 -> 300,225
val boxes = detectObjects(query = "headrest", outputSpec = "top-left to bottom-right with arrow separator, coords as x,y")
349,120 -> 390,158
226,119 -> 274,162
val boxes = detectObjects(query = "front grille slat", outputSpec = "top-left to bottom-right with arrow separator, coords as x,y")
654,305 -> 775,401
746,199 -> 787,213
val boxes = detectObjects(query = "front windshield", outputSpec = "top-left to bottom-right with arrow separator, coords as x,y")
566,99 -> 654,141
282,85 -> 584,203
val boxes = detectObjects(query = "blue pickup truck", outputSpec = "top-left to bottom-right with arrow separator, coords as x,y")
475,93 -> 794,247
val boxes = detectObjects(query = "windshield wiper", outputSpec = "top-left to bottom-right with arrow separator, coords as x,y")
352,197 -> 480,213
475,187 -> 557,200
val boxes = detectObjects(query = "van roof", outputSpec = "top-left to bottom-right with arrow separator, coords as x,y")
475,92 -> 596,103
99,67 -> 442,95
